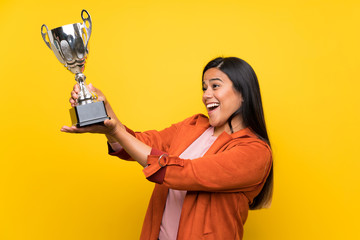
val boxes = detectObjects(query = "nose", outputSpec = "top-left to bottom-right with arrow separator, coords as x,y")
202,88 -> 213,100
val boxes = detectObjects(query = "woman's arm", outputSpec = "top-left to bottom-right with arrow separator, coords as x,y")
143,139 -> 272,193
63,84 -> 187,167
61,115 -> 152,167
68,83 -> 120,143
63,84 -> 153,167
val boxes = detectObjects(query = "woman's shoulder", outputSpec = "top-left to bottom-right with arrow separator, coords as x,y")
230,128 -> 271,153
186,113 -> 209,125
173,113 -> 210,128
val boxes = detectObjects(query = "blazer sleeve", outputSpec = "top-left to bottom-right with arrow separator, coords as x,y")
108,115 -> 199,160
143,139 -> 272,193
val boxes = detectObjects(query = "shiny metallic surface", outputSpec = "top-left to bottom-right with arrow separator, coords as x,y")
43,20 -> 90,74
75,73 -> 93,105
41,24 -> 51,49
42,10 -> 95,105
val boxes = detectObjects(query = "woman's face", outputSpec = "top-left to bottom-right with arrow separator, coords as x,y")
202,68 -> 243,134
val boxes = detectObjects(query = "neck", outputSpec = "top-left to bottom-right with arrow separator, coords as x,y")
213,115 -> 245,137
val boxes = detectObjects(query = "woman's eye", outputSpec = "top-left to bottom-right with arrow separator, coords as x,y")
212,84 -> 220,89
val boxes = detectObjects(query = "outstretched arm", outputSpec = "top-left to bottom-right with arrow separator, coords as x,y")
61,84 -> 151,167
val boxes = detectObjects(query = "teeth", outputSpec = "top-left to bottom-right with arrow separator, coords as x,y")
207,103 -> 219,108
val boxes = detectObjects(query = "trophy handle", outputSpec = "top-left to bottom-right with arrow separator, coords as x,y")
41,24 -> 51,50
81,9 -> 92,52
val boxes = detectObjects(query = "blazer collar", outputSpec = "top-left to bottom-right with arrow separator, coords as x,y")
174,114 -> 258,155
205,127 -> 254,154
194,114 -> 256,139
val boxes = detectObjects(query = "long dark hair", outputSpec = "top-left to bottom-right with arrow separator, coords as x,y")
202,57 -> 273,209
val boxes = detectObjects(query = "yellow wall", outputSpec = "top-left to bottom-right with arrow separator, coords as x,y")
1,0 -> 359,239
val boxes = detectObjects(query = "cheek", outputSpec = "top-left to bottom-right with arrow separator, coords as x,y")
216,92 -> 229,107
224,93 -> 242,111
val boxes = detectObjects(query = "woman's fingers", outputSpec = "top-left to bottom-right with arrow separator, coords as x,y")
60,124 -> 105,134
73,84 -> 80,92
103,119 -> 117,133
69,91 -> 78,107
60,118 -> 121,136
60,125 -> 96,134
88,83 -> 95,92
60,125 -> 82,133
69,83 -> 80,105
88,83 -> 106,102
71,90 -> 78,99
69,98 -> 76,107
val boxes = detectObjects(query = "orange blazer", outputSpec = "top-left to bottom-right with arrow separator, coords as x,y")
109,114 -> 272,240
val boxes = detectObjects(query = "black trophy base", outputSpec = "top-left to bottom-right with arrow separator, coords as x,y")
69,101 -> 110,128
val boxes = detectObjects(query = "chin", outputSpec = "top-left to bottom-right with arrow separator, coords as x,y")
209,119 -> 224,128
208,118 -> 216,127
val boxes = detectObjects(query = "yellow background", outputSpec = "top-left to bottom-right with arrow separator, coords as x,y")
0,0 -> 359,239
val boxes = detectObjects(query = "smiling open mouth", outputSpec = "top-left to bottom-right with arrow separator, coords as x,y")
207,103 -> 220,111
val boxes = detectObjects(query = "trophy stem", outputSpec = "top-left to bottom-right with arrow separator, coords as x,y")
75,73 -> 93,105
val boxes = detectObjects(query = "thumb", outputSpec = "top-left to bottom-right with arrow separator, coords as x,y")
104,118 -> 116,129
88,83 -> 96,92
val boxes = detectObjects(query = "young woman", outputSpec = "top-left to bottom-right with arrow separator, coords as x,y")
61,57 -> 273,240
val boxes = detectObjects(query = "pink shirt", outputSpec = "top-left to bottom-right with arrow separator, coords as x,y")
109,127 -> 218,240
158,127 -> 217,240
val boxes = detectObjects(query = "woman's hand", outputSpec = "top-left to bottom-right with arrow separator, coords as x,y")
64,84 -> 124,142
70,83 -> 107,107
63,83 -> 151,167
60,118 -> 124,137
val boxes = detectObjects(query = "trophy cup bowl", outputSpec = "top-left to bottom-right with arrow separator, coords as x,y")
41,9 -> 109,127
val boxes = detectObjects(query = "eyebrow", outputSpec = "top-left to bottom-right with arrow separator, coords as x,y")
202,78 -> 224,83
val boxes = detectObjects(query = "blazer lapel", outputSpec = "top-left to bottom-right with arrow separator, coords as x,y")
205,131 -> 232,155
205,127 -> 252,155
170,125 -> 209,156
168,116 -> 210,156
